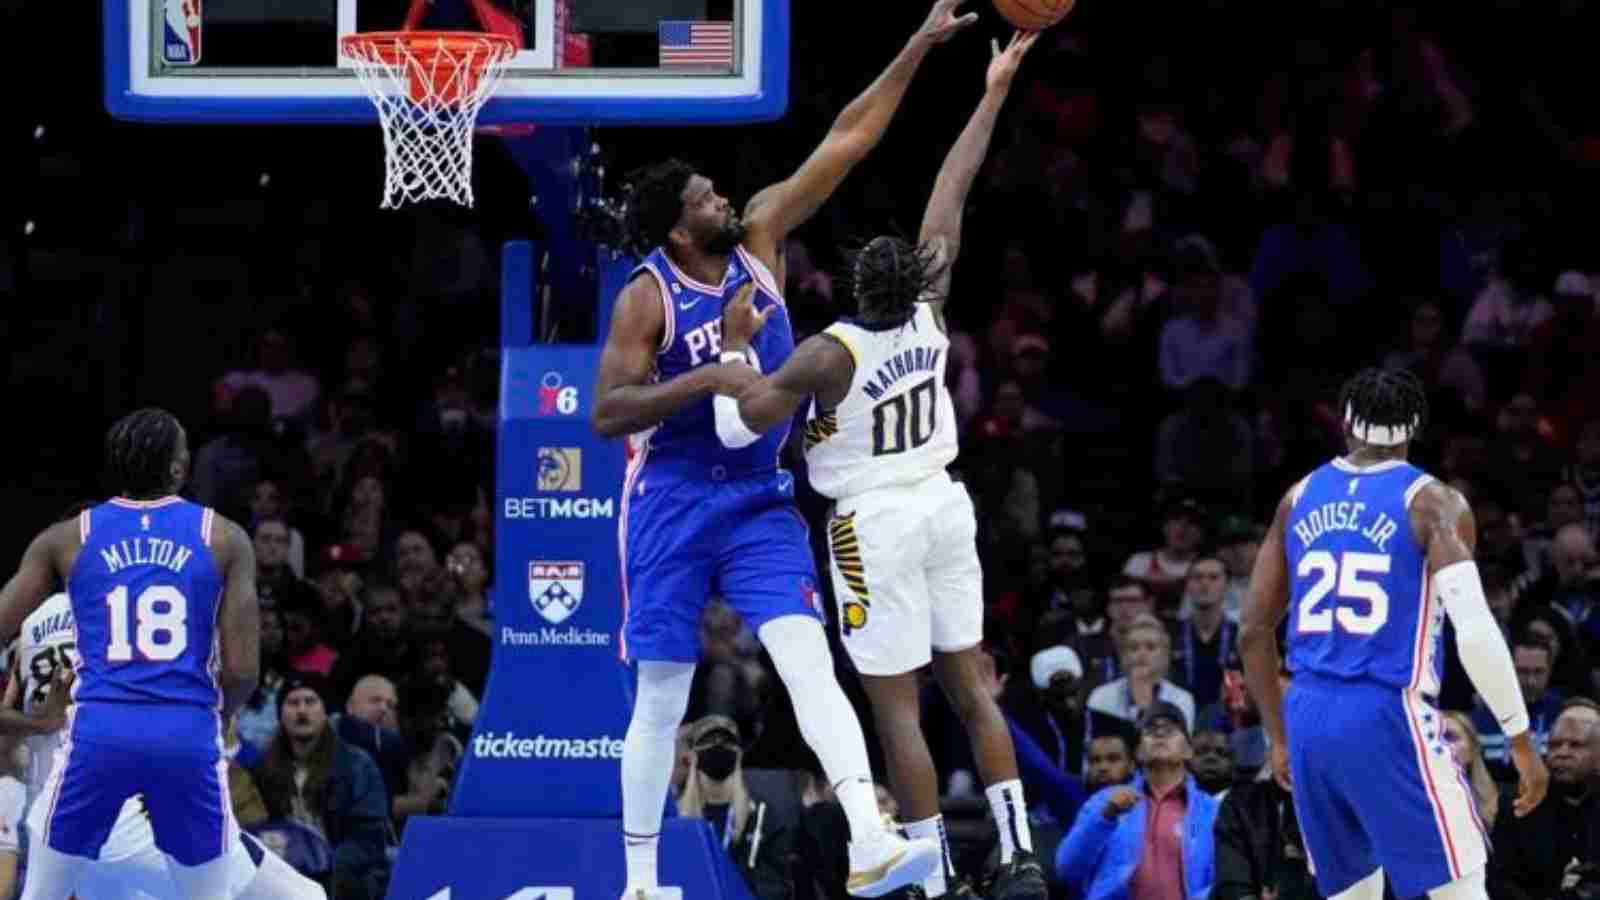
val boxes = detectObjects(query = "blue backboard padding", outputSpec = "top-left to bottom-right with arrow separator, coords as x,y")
104,0 -> 788,125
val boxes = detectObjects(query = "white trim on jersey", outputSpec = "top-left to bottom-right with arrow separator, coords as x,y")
1330,457 -> 1407,475
661,252 -> 725,296
1288,475 -> 1313,508
637,262 -> 676,353
201,506 -> 215,547
1404,474 -> 1438,508
78,509 -> 90,544
735,246 -> 784,305
1401,689 -> 1488,882
616,439 -> 651,661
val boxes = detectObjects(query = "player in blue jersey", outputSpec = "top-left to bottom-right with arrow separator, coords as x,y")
1239,369 -> 1548,900
591,3 -> 976,896
0,408 -> 261,899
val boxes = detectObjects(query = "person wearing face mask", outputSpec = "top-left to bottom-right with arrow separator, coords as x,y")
677,715 -> 796,900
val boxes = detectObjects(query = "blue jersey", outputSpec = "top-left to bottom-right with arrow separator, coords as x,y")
1284,458 -> 1441,695
632,244 -> 793,471
67,498 -> 224,710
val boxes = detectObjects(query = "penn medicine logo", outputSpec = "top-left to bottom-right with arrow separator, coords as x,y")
529,561 -> 584,625
537,447 -> 582,492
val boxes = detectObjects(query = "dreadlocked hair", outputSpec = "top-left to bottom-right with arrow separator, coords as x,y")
104,407 -> 182,498
622,158 -> 694,257
845,235 -> 946,327
1338,367 -> 1429,446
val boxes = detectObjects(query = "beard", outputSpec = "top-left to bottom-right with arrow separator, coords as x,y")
1192,766 -> 1233,794
701,217 -> 746,256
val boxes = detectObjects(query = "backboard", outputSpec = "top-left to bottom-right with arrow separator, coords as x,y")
105,0 -> 787,124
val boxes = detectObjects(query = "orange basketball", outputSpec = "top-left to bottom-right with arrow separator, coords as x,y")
991,0 -> 1076,30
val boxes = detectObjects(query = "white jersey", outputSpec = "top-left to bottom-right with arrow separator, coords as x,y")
803,303 -> 958,499
15,592 -> 78,810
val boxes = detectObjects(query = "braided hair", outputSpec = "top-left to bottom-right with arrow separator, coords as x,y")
847,235 -> 946,328
104,408 -> 183,498
1338,368 -> 1429,448
622,159 -> 694,257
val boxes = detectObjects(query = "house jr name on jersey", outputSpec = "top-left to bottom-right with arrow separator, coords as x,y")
1292,501 -> 1401,554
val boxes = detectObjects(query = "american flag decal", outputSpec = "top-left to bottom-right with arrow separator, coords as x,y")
658,21 -> 734,68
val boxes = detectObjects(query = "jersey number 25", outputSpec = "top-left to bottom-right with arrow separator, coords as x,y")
1296,550 -> 1390,635
105,586 -> 189,662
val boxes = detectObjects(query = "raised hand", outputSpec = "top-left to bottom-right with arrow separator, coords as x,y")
987,31 -> 1040,93
917,0 -> 980,45
720,282 -> 776,354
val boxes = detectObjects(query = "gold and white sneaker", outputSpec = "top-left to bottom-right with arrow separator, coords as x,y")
845,833 -> 940,898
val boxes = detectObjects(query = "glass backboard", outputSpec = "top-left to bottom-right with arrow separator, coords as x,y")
106,0 -> 787,124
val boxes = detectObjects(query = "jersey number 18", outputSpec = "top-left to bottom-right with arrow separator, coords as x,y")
105,586 -> 190,662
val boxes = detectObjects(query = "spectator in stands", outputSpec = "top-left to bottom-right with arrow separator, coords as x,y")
678,715 -> 795,900
250,478 -> 306,578
1152,379 -> 1255,508
1525,271 -> 1600,441
254,518 -> 296,602
1520,483 -> 1588,584
1123,498 -> 1207,607
1441,711 -> 1499,826
1474,495 -> 1528,588
445,541 -> 491,637
1522,524 -> 1600,629
216,326 -> 323,425
1462,240 -> 1554,352
313,566 -> 364,651
393,530 -> 440,598
1087,616 -> 1196,740
236,605 -> 288,751
1566,419 -> 1600,540
253,676 -> 390,899
1056,702 -> 1218,900
1168,556 -> 1236,710
280,581 -> 340,679
1188,730 -> 1234,797
1491,394 -> 1566,521
1157,252 -> 1253,392
1084,731 -> 1136,793
1010,645 -> 1087,777
1383,297 -> 1487,415
1489,708 -> 1600,900
1473,633 -> 1564,779
330,584 -> 415,703
1213,516 -> 1260,616
337,675 -> 408,808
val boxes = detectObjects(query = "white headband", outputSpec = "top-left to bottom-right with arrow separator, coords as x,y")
1345,404 -> 1416,447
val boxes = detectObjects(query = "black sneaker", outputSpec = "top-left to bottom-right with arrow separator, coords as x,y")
947,877 -> 982,898
987,850 -> 1046,900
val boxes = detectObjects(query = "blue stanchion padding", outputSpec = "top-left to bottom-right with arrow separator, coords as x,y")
385,818 -> 759,900
449,344 -> 632,818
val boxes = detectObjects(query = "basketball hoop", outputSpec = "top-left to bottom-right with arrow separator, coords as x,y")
340,31 -> 517,208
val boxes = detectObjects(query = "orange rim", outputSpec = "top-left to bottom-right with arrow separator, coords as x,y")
340,31 -> 517,67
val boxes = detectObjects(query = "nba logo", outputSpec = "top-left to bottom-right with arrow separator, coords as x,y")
162,0 -> 202,65
800,577 -> 823,617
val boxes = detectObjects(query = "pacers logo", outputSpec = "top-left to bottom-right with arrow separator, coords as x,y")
843,602 -> 868,634
537,447 -> 582,492
828,512 -> 871,635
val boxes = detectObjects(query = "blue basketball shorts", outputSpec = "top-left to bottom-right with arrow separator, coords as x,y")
39,703 -> 234,866
1285,674 -> 1488,898
619,464 -> 822,663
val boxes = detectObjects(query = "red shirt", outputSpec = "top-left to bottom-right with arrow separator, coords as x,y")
1129,777 -> 1188,900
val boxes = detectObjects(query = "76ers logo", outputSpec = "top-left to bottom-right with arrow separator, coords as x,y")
162,0 -> 202,65
538,372 -> 579,416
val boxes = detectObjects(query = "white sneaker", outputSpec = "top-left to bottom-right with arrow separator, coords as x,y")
846,832 -> 940,898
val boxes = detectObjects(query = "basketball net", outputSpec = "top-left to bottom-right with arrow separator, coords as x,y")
341,32 -> 516,208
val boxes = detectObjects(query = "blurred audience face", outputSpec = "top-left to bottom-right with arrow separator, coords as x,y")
1410,301 -> 1444,349
1218,535 -> 1259,579
994,380 -> 1026,424
280,687 -> 327,742
1189,730 -> 1233,791
1137,718 -> 1192,769
1578,420 -> 1600,468
446,542 -> 488,595
1549,484 -> 1584,531
1514,644 -> 1553,705
1163,512 -> 1203,555
1086,736 -> 1134,791
396,531 -> 439,582
1045,670 -> 1081,716
1050,533 -> 1087,581
1107,584 -> 1153,628
260,608 -> 284,659
1552,524 -> 1597,584
1497,393 -> 1539,437
347,675 -> 399,731
251,480 -> 286,523
254,520 -> 290,571
282,608 -> 320,657
1185,558 -> 1227,612
366,588 -> 405,642
1122,624 -> 1166,682
1475,502 -> 1517,561
1547,715 -> 1597,787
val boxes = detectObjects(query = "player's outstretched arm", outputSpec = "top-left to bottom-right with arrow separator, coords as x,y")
215,517 -> 260,724
0,521 -> 73,642
740,0 -> 977,272
715,333 -> 854,448
592,275 -> 745,438
1238,489 -> 1292,789
1416,482 -> 1548,816
917,31 -> 1038,320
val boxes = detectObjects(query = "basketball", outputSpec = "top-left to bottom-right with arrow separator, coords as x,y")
991,0 -> 1076,30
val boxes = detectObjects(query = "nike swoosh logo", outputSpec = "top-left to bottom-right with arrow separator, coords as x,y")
678,298 -> 701,311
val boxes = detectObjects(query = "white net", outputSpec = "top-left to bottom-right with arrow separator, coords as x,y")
341,33 -> 517,209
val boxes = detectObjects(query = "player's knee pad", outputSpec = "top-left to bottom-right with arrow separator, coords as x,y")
1427,867 -> 1488,900
1330,868 -> 1384,900
629,660 -> 696,732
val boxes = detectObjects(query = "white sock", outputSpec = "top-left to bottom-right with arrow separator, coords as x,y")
904,815 -> 954,896
985,779 -> 1032,864
758,616 -> 884,842
622,660 -> 696,889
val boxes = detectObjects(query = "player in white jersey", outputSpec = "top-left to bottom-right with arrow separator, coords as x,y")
1,593 -> 325,900
713,34 -> 1045,900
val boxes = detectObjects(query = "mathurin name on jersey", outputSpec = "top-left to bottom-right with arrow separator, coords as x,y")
862,347 -> 943,402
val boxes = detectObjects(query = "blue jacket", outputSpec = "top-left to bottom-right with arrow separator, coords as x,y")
1055,774 -> 1218,900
